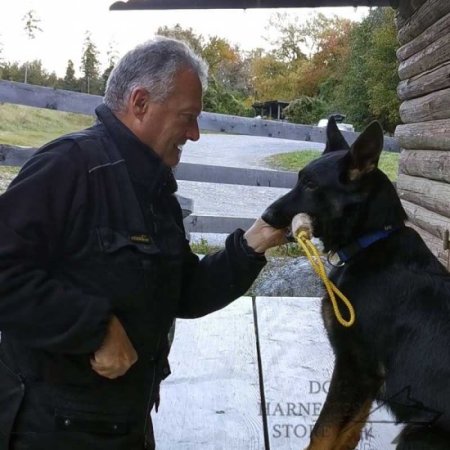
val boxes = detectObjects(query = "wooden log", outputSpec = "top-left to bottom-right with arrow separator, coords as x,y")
397,173 -> 450,218
407,222 -> 449,268
402,199 -> 450,241
394,119 -> 450,150
398,34 -> 450,80
397,61 -> 450,101
397,12 -> 450,62
397,0 -> 450,46
399,87 -> 450,123
396,0 -> 428,30
399,149 -> 450,183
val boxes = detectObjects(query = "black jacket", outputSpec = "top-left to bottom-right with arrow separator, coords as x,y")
0,104 -> 266,450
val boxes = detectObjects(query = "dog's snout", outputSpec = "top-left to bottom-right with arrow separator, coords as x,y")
261,207 -> 292,229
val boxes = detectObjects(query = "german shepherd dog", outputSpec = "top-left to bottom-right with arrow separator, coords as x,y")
262,118 -> 450,449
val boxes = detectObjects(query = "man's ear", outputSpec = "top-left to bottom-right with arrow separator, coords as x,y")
348,121 -> 384,180
129,88 -> 150,119
323,116 -> 350,154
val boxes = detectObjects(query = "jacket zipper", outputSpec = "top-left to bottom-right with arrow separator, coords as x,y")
143,333 -> 161,449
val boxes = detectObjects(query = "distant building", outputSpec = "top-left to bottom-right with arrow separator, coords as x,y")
252,100 -> 290,120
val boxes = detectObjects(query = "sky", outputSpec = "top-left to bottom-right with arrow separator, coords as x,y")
0,0 -> 370,77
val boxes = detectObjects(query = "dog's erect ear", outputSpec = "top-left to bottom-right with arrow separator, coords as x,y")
348,121 -> 384,180
323,116 -> 350,154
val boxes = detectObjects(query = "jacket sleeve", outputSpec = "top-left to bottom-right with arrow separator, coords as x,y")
176,228 -> 266,318
0,143 -> 111,354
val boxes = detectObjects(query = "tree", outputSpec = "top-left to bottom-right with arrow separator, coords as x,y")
264,12 -> 308,62
101,41 -> 119,95
63,59 -> 79,91
283,96 -> 326,124
80,31 -> 100,94
22,10 -> 42,83
332,8 -> 400,132
156,24 -> 204,54
365,8 -> 400,133
203,36 -> 249,94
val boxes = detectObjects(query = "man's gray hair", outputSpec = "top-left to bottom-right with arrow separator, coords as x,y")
104,36 -> 208,112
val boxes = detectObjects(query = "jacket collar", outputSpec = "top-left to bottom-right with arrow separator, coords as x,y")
95,103 -> 177,195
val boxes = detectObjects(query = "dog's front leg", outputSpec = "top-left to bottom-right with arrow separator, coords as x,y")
306,358 -> 380,450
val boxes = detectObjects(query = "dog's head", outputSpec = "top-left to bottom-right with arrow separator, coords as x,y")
262,117 -> 406,252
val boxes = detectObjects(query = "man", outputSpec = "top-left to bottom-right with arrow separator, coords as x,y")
0,37 -> 287,450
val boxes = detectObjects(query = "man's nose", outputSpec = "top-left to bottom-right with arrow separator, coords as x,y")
186,120 -> 200,142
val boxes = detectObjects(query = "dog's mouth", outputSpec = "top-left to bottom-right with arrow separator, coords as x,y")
291,213 -> 313,239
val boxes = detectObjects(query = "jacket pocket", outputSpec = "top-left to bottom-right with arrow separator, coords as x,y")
54,408 -> 131,435
94,227 -> 160,309
0,358 -> 25,448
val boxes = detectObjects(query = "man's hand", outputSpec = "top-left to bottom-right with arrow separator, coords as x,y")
90,315 -> 138,379
244,217 -> 288,254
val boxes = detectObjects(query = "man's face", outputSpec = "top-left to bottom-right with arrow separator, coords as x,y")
138,68 -> 203,167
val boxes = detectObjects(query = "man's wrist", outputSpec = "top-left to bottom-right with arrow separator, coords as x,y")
242,232 -> 266,256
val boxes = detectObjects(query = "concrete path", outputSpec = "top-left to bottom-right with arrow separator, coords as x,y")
179,133 -> 324,170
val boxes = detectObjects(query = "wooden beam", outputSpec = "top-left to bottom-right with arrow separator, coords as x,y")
0,81 -> 400,152
397,61 -> 450,101
398,34 -> 450,81
394,119 -> 450,150
399,149 -> 450,184
397,0 -> 450,46
110,0 -> 395,10
397,12 -> 450,62
175,162 -> 297,188
184,215 -> 255,233
0,145 -> 36,166
397,173 -> 450,219
399,87 -> 450,123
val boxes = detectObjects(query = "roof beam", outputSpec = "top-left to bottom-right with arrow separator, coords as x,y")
110,0 -> 397,11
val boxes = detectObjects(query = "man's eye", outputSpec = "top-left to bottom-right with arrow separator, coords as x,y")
182,113 -> 196,123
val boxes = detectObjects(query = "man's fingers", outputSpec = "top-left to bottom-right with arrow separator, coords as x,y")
90,357 -> 131,379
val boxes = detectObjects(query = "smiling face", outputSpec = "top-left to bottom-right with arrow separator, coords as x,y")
120,67 -> 203,167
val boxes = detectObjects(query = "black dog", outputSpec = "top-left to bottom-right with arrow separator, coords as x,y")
262,118 -> 450,450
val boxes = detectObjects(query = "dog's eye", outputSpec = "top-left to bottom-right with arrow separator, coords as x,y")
302,177 -> 318,190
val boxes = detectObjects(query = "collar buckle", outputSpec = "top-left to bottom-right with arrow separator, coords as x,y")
327,251 -> 345,267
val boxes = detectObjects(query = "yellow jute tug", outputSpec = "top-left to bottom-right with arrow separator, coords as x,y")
295,230 -> 356,328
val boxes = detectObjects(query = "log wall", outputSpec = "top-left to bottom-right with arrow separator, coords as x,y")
395,0 -> 450,269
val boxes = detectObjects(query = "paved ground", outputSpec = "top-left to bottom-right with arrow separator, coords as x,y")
179,133 -> 324,169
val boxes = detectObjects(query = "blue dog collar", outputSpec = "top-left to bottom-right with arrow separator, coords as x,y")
328,226 -> 399,266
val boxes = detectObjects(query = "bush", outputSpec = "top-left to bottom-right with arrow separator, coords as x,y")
283,96 -> 326,125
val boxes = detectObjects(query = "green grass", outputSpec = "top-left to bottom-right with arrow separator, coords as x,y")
0,103 -> 94,147
0,166 -> 20,177
264,149 -> 400,181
